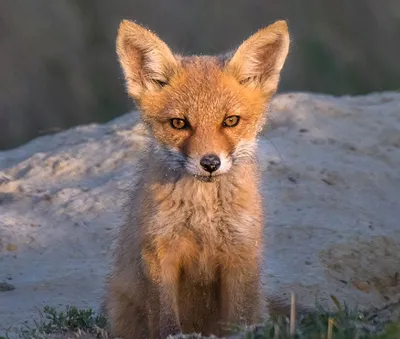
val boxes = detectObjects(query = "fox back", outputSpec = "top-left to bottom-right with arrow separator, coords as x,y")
105,19 -> 290,339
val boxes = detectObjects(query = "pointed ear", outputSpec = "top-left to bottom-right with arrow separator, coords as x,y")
225,20 -> 290,96
116,20 -> 179,100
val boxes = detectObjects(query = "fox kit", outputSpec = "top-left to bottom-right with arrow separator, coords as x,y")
105,19 -> 290,339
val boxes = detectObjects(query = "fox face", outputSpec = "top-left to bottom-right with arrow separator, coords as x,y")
116,20 -> 290,180
137,57 -> 268,179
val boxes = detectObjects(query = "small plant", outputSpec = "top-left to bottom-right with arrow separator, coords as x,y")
18,305 -> 107,339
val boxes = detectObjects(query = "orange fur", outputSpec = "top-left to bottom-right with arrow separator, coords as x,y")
105,19 -> 290,339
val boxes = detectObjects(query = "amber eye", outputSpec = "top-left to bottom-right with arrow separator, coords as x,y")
154,79 -> 168,88
170,118 -> 188,130
223,115 -> 240,127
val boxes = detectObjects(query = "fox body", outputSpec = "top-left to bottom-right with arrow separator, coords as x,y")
105,19 -> 290,339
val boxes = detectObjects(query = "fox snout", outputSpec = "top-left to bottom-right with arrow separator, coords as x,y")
157,136 -> 258,180
184,152 -> 233,179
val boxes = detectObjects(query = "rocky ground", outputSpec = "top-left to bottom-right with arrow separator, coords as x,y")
1,92 -> 399,336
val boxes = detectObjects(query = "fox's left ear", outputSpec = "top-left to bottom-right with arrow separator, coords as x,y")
225,20 -> 290,96
116,20 -> 179,100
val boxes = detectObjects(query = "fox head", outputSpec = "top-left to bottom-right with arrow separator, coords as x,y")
117,20 -> 290,180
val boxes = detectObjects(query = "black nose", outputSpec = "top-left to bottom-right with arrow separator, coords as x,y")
200,154 -> 221,173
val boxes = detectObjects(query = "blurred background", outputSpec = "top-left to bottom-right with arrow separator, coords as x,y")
0,0 -> 399,150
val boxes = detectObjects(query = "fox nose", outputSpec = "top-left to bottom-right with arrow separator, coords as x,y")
200,154 -> 221,173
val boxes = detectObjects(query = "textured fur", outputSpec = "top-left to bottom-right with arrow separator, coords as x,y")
105,19 -> 290,339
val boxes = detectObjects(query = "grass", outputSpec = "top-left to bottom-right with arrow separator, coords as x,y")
1,296 -> 399,339
1,306 -> 108,339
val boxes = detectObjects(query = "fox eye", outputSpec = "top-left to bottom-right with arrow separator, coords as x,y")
223,115 -> 240,127
154,79 -> 168,88
170,118 -> 188,130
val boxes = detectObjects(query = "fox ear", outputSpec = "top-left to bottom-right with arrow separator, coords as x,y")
116,20 -> 179,100
225,20 -> 290,96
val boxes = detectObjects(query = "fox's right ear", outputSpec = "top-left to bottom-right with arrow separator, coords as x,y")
225,20 -> 290,97
116,20 -> 179,100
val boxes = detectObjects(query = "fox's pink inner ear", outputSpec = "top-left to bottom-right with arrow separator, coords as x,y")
225,20 -> 290,97
116,20 -> 178,100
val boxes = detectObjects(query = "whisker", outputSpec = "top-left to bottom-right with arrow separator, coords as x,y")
264,136 -> 286,167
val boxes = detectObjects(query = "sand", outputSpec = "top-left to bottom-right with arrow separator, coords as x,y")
1,92 -> 400,334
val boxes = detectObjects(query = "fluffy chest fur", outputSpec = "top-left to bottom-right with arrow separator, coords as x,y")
138,161 -> 263,283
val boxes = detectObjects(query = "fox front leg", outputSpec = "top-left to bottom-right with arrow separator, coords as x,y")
219,266 -> 261,334
158,279 -> 182,338
155,254 -> 182,339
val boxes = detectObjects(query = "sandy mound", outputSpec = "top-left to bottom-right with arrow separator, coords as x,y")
1,92 -> 400,334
